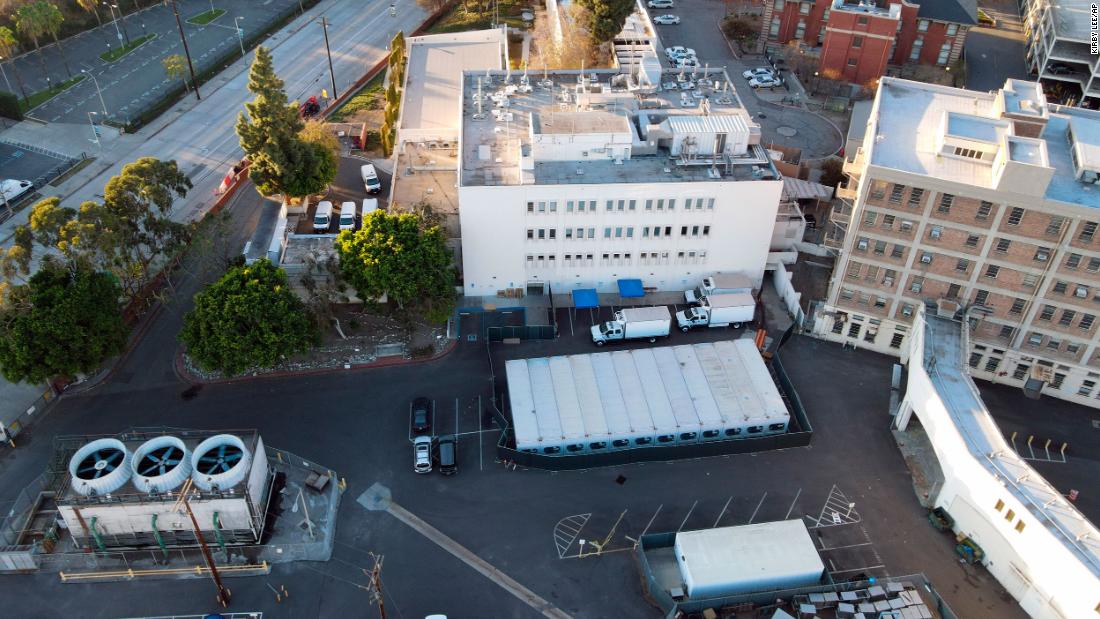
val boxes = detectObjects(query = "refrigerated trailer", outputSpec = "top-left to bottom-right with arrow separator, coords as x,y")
591,306 -> 672,346
505,340 -> 789,455
684,273 -> 754,303
676,292 -> 756,331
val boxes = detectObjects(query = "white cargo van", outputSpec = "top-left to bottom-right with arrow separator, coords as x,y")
361,197 -> 378,222
338,201 -> 356,230
361,164 -> 381,194
313,200 -> 333,232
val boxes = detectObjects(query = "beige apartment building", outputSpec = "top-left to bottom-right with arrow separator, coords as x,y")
816,76 -> 1100,408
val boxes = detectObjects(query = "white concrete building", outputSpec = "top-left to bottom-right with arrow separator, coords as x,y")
457,68 -> 784,296
817,76 -> 1100,409
1021,0 -> 1100,106
896,306 -> 1100,619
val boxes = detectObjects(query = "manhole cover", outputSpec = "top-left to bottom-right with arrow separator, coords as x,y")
776,126 -> 797,137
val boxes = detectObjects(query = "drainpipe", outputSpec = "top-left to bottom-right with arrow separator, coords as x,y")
88,517 -> 106,553
212,512 -> 227,554
151,514 -> 168,559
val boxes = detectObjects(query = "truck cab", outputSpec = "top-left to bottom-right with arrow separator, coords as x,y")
591,321 -> 624,345
676,306 -> 710,331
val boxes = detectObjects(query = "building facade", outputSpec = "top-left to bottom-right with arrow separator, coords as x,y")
457,69 -> 786,296
760,0 -> 974,84
816,77 -> 1100,409
1022,0 -> 1100,106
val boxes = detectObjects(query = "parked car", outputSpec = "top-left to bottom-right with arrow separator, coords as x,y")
742,67 -> 774,79
0,179 -> 33,205
313,200 -> 333,232
675,58 -> 700,69
648,0 -> 674,7
338,201 -> 356,230
652,14 -> 680,24
413,436 -> 433,474
361,163 -> 382,194
438,435 -> 457,475
411,396 -> 432,435
1047,64 -> 1073,75
749,76 -> 782,89
804,213 -> 817,229
665,46 -> 692,59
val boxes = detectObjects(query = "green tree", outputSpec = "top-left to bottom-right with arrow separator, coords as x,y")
180,259 -> 318,374
162,53 -> 189,93
0,27 -> 30,102
0,260 -> 127,383
334,210 -> 454,318
236,46 -> 336,198
575,0 -> 636,43
19,158 -> 193,301
721,17 -> 756,46
819,157 -> 845,188
14,3 -> 49,80
38,3 -> 71,79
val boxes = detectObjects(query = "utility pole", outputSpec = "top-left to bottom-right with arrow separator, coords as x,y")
364,553 -> 387,619
174,479 -> 230,607
320,16 -> 338,100
169,0 -> 200,101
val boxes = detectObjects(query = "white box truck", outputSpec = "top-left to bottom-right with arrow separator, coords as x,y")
361,164 -> 381,194
676,292 -> 755,331
313,200 -> 334,232
684,273 -> 753,303
591,306 -> 671,346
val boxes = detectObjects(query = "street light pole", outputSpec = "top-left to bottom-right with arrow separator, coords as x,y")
87,111 -> 101,148
105,3 -> 131,46
234,16 -> 245,57
169,0 -> 200,101
104,3 -> 124,44
81,69 -> 109,117
320,16 -> 338,100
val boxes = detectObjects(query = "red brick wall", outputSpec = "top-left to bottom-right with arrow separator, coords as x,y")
820,10 -> 897,84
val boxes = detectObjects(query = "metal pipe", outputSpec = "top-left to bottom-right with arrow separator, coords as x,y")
151,514 -> 168,559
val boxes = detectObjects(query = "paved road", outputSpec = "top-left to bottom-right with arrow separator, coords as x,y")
5,0 -> 304,125
56,0 -> 426,224
650,0 -> 842,159
965,0 -> 1030,91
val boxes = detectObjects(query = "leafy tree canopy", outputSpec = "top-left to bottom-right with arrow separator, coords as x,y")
575,0 -> 636,43
180,259 -> 318,374
0,260 -> 127,384
334,210 -> 453,315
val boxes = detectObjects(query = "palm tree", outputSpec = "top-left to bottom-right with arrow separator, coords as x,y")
14,4 -> 49,84
77,0 -> 103,26
0,27 -> 30,102
38,2 -> 71,79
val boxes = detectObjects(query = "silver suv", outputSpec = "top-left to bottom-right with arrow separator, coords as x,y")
413,436 -> 433,474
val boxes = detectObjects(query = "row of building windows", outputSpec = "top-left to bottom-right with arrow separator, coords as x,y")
525,250 -> 708,267
527,225 -> 712,241
525,197 -> 715,214
872,183 -> 1100,244
828,315 -> 907,349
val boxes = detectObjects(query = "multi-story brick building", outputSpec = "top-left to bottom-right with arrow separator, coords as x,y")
759,0 -> 976,84
816,76 -> 1100,408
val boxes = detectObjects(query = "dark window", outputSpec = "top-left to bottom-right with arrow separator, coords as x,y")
657,435 -> 675,443
589,442 -> 607,450
702,430 -> 720,438
768,423 -> 786,431
724,428 -> 742,436
543,446 -> 561,454
747,426 -> 764,434
679,432 -> 697,440
634,437 -> 652,445
612,439 -> 630,447
566,444 -> 584,452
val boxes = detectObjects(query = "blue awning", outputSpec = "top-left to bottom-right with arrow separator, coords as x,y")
571,288 -> 599,309
617,279 -> 645,298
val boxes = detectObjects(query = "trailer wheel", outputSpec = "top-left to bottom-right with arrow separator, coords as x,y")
680,326 -> 690,333
648,337 -> 657,343
733,322 -> 742,328
595,340 -> 606,347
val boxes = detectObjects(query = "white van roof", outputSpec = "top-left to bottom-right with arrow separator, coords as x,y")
315,200 -> 333,216
361,164 -> 377,178
361,198 -> 378,216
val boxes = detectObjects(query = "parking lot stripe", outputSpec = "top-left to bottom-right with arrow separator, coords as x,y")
785,488 -> 802,519
678,500 -> 698,532
713,496 -> 732,528
829,565 -> 885,575
389,501 -> 573,618
748,492 -> 768,523
478,395 -> 484,471
639,504 -> 663,538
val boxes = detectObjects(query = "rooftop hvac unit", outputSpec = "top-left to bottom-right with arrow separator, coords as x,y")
191,434 -> 252,492
68,438 -> 132,496
131,435 -> 192,493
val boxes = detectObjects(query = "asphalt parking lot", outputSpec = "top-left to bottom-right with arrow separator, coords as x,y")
0,331 -> 1030,618
0,141 -> 78,187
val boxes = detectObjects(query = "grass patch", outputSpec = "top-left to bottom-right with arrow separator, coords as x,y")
100,33 -> 157,62
21,75 -> 85,112
426,0 -> 528,34
187,8 -> 226,25
327,73 -> 386,122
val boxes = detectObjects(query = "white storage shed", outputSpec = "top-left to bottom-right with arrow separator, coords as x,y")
674,519 -> 825,599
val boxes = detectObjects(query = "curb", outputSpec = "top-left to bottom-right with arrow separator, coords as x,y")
716,19 -> 742,60
175,338 -> 460,386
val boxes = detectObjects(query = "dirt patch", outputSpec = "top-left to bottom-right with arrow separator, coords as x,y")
183,305 -> 448,381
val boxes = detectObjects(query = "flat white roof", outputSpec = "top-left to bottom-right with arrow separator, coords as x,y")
707,292 -> 755,308
619,306 -> 672,322
868,78 -> 1100,209
400,29 -> 505,136
921,314 -> 1100,578
675,520 -> 824,593
505,340 -> 789,446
